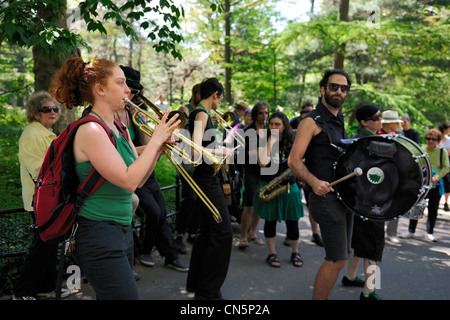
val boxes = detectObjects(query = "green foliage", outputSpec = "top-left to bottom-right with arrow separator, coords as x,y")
0,0 -> 187,61
0,108 -> 26,209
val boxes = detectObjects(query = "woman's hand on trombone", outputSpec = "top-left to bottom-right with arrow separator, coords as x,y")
149,109 -> 180,150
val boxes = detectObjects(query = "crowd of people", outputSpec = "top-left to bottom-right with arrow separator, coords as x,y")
13,60 -> 448,301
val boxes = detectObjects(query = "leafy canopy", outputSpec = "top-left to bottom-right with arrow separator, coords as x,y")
0,0 -> 185,60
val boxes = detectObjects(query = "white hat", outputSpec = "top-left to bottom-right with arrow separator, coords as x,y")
381,110 -> 402,124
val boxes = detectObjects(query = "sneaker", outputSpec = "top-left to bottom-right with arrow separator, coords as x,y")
165,257 -> 189,272
175,236 -> 188,254
311,233 -> 324,247
12,296 -> 36,300
341,276 -> 365,287
386,235 -> 401,244
36,288 -> 70,299
444,203 -> 449,211
360,291 -> 382,300
140,253 -> 155,267
399,231 -> 414,239
425,233 -> 438,242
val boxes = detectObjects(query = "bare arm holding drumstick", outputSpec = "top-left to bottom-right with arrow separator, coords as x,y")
288,117 -> 335,196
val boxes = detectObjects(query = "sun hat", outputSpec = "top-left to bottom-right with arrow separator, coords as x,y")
381,110 -> 402,124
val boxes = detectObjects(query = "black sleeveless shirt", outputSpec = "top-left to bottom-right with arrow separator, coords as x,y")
304,102 -> 348,183
188,108 -> 217,176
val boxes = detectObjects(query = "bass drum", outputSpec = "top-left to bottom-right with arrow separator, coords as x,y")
334,135 -> 431,221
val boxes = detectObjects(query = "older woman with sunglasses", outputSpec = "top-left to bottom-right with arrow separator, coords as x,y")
14,91 -> 64,300
400,128 -> 449,242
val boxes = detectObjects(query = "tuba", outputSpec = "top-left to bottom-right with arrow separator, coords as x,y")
258,168 -> 294,202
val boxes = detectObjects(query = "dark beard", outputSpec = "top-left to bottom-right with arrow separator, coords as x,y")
324,90 -> 345,109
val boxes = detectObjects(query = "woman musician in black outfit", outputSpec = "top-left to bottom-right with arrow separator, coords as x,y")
186,78 -> 234,300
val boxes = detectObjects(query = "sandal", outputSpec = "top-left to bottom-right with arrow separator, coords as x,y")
266,253 -> 281,268
238,239 -> 249,249
250,236 -> 264,245
291,252 -> 303,267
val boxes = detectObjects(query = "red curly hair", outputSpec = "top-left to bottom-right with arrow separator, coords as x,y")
49,57 -> 117,110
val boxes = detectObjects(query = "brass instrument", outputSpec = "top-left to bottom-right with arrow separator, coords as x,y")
136,93 -> 186,129
130,95 -> 227,175
125,97 -> 225,223
212,109 -> 246,148
258,168 -> 294,202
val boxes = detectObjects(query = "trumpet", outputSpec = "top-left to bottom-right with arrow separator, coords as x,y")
212,109 -> 246,148
125,97 -> 226,223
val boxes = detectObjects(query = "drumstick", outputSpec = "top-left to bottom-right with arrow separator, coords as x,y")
327,167 -> 363,187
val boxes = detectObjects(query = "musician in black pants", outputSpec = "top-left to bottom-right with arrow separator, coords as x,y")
186,78 -> 233,300
341,104 -> 384,300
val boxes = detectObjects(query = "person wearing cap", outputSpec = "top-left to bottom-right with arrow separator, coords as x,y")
118,66 -> 189,273
341,104 -> 384,300
378,110 -> 402,244
398,115 -> 420,144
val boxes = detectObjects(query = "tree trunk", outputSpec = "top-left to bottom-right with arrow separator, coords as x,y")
224,0 -> 232,104
333,0 -> 349,69
33,0 -> 79,134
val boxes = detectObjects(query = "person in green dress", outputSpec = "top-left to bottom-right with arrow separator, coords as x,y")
253,112 -> 304,268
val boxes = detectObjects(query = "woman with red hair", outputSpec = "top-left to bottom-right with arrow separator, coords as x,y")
50,57 -> 179,299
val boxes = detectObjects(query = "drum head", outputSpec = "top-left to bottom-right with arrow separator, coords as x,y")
335,135 -> 425,221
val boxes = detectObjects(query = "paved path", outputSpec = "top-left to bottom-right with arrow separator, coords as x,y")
67,199 -> 450,301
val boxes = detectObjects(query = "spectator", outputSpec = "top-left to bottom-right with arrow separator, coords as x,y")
14,91 -> 68,300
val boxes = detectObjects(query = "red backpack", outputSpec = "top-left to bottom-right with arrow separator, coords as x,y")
31,114 -> 128,242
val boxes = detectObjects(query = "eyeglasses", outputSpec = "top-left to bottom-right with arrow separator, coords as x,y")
326,83 -> 350,94
130,89 -> 140,95
425,137 -> 439,142
39,106 -> 59,113
258,111 -> 269,115
364,114 -> 382,122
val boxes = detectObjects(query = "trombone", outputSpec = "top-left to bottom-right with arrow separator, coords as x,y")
131,94 -> 227,175
212,110 -> 246,148
125,97 -> 226,223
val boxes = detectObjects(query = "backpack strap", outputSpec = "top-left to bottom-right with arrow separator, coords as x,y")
74,115 -> 128,197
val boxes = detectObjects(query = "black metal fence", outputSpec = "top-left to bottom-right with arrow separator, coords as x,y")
0,176 -> 181,296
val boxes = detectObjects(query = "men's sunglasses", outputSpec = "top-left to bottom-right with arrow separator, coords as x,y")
39,106 -> 59,113
425,137 -> 439,142
130,89 -> 140,95
326,83 -> 350,94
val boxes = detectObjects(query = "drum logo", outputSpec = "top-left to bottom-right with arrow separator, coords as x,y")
367,167 -> 384,184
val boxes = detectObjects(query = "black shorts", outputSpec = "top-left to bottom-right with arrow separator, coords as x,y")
351,217 -> 385,261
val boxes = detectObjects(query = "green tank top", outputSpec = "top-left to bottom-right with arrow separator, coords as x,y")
76,117 -> 137,225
